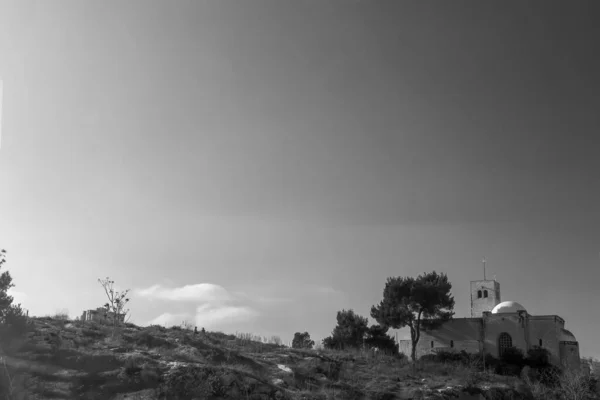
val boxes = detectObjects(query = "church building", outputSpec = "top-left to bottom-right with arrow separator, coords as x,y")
398,277 -> 581,370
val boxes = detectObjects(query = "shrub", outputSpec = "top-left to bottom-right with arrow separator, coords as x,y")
323,309 -> 369,350
494,346 -> 526,376
292,332 -> 315,349
53,309 -> 70,321
434,349 -> 468,364
526,346 -> 551,368
501,346 -> 525,366
364,324 -> 399,355
0,250 -> 30,342
133,330 -> 174,349
124,356 -> 143,376
98,277 -> 130,333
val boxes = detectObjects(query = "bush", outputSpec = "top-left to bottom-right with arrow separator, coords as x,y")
53,309 -> 70,321
493,346 -> 526,376
434,350 -> 468,364
0,250 -> 30,343
526,346 -> 551,368
364,324 -> 399,355
133,330 -> 175,349
323,309 -> 369,350
500,346 -> 525,366
292,332 -> 315,349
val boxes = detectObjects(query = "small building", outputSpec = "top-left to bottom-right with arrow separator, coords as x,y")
81,307 -> 125,324
399,278 -> 581,370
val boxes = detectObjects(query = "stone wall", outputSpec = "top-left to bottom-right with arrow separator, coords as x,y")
81,308 -> 125,324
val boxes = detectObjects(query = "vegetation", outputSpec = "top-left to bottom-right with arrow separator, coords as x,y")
322,309 -> 369,350
371,271 -> 455,362
364,324 -> 399,354
98,276 -> 131,336
0,249 -> 33,400
321,310 -> 400,357
0,258 -> 597,399
291,331 -> 315,349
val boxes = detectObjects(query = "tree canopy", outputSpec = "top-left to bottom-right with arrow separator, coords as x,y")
322,309 -> 369,350
370,271 -> 455,361
291,331 -> 315,349
0,249 -> 29,340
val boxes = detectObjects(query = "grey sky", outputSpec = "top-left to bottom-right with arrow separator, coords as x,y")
1,1 -> 599,356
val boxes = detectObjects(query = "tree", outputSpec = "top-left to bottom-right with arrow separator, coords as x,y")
0,249 -> 29,341
364,324 -> 399,354
370,271 -> 455,362
322,309 -> 369,350
98,277 -> 130,335
292,332 -> 315,349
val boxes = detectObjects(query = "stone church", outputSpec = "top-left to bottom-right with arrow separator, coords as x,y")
398,278 -> 581,370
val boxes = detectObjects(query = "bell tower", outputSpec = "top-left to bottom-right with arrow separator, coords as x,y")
470,258 -> 501,317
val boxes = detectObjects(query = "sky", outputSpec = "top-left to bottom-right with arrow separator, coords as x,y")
1,1 -> 599,358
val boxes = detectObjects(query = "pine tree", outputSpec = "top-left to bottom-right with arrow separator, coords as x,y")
371,271 -> 455,362
0,249 -> 29,341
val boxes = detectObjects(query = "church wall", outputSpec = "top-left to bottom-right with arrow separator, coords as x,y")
528,317 -> 562,365
483,314 -> 527,358
560,342 -> 581,370
415,318 -> 483,358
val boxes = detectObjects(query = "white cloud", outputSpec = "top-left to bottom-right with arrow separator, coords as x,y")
137,282 -> 260,330
146,312 -> 193,327
313,286 -> 342,295
195,304 -> 259,329
135,283 -> 232,303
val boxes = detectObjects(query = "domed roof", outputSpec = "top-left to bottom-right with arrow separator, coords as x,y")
491,301 -> 527,314
558,329 -> 577,342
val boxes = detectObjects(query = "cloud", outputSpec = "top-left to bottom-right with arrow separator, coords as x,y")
313,286 -> 343,295
137,282 -> 259,329
195,304 -> 259,328
135,283 -> 232,303
146,312 -> 193,327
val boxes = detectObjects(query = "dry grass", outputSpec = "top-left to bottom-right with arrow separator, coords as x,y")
522,364 -> 598,400
3,317 -> 598,400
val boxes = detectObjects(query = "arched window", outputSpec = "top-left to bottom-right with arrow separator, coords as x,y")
483,290 -> 488,298
450,340 -> 454,348
477,290 -> 482,298
539,339 -> 542,347
498,332 -> 512,357
431,341 -> 434,348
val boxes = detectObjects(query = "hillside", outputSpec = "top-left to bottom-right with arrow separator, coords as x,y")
0,317 -> 597,400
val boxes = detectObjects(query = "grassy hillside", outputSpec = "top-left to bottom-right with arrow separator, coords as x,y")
0,316 -> 598,400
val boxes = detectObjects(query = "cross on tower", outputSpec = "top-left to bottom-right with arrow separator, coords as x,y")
482,257 -> 486,280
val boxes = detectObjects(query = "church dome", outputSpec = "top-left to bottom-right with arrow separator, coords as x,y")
491,301 -> 527,314
558,329 -> 577,342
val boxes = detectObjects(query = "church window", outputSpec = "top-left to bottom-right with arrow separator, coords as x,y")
539,339 -> 542,347
477,290 -> 482,298
484,290 -> 488,298
431,341 -> 434,348
450,340 -> 454,348
498,332 -> 512,357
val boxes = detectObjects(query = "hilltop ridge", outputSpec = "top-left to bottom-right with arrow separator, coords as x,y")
0,316 -> 598,399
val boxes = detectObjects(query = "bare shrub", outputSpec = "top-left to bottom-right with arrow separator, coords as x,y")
98,277 -> 130,336
180,320 -> 194,331
53,309 -> 70,321
268,335 -> 282,346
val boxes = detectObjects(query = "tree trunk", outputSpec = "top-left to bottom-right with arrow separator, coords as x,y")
411,341 -> 417,362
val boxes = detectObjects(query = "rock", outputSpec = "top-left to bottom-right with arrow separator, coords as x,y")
520,365 -> 532,380
277,364 -> 292,373
513,380 -> 534,398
